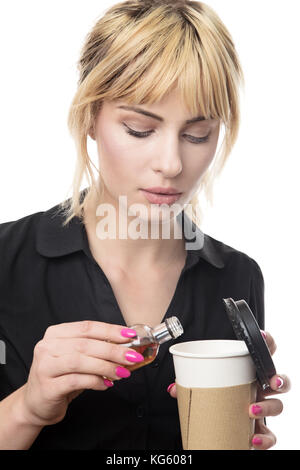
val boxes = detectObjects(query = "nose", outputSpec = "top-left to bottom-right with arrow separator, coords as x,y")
151,135 -> 183,178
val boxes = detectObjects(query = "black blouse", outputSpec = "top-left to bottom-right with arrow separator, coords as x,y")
0,189 -> 265,450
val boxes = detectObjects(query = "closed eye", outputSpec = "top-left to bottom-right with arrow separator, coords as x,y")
122,123 -> 210,144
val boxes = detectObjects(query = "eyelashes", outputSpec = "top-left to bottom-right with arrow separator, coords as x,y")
124,124 -> 152,139
122,123 -> 210,144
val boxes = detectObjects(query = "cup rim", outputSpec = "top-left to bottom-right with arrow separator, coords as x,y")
169,339 -> 250,358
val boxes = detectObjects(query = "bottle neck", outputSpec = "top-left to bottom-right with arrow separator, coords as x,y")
152,316 -> 184,344
152,323 -> 172,344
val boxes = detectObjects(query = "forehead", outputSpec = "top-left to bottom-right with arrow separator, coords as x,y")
108,94 -> 213,124
113,89 -> 193,114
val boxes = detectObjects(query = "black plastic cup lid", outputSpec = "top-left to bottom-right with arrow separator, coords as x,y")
222,298 -> 276,390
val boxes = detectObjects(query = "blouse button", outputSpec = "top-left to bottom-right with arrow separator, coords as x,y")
136,405 -> 144,418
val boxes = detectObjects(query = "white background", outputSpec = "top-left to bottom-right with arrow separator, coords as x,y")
0,0 -> 299,450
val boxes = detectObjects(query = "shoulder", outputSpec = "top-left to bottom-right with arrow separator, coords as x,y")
205,232 -> 264,280
0,211 -> 44,270
0,210 -> 44,245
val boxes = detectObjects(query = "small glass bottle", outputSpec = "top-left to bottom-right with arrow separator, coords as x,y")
121,316 -> 184,371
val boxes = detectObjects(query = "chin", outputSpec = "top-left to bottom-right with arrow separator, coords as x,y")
135,203 -> 183,226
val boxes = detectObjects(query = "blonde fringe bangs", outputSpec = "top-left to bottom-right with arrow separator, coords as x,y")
57,0 -> 244,228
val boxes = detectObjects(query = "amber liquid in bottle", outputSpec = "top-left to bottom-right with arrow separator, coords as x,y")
123,317 -> 183,372
105,318 -> 183,381
126,343 -> 160,371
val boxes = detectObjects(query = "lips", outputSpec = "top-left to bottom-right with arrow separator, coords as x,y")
142,187 -> 181,195
140,189 -> 182,205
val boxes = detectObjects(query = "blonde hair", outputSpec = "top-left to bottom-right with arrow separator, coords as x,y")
57,0 -> 244,227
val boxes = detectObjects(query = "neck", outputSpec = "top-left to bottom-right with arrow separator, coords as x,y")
83,185 -> 187,270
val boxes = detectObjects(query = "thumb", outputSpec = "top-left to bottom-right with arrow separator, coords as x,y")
167,382 -> 177,398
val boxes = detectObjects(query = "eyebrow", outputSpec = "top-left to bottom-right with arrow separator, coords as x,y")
117,105 -> 207,124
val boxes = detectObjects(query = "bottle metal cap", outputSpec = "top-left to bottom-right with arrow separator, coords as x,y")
165,316 -> 184,339
222,298 -> 276,390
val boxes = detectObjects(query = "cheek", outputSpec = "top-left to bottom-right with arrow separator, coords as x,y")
186,138 -> 218,175
182,129 -> 220,193
96,123 -> 138,180
97,126 -> 122,165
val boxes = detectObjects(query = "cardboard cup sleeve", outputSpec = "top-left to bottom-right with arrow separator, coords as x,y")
176,380 -> 257,450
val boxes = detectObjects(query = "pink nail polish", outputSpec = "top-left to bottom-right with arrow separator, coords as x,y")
116,366 -> 131,378
252,437 -> 263,446
103,378 -> 114,387
167,382 -> 176,394
121,328 -> 137,338
260,330 -> 267,339
125,351 -> 144,363
251,405 -> 262,416
276,377 -> 284,389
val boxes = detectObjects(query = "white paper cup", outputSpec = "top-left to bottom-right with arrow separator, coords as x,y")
169,340 -> 257,450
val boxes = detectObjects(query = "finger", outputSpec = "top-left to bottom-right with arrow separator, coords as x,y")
50,373 -> 111,397
257,373 -> 291,399
269,373 -> 291,393
251,421 -> 277,450
43,320 -> 137,343
249,398 -> 283,419
40,337 -> 144,367
39,353 -> 132,381
260,330 -> 277,356
167,383 -> 177,398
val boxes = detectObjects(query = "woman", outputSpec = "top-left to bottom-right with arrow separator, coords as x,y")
0,0 -> 291,450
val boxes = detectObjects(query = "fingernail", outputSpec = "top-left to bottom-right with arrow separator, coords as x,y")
125,350 -> 144,363
167,382 -> 176,394
260,330 -> 267,339
116,366 -> 131,378
251,404 -> 262,416
103,378 -> 114,387
276,377 -> 284,389
252,437 -> 263,446
121,328 -> 137,338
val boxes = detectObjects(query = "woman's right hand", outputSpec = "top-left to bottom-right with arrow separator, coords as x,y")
17,321 -> 143,427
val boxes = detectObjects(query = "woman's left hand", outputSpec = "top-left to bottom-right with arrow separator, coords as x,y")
167,330 -> 291,450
